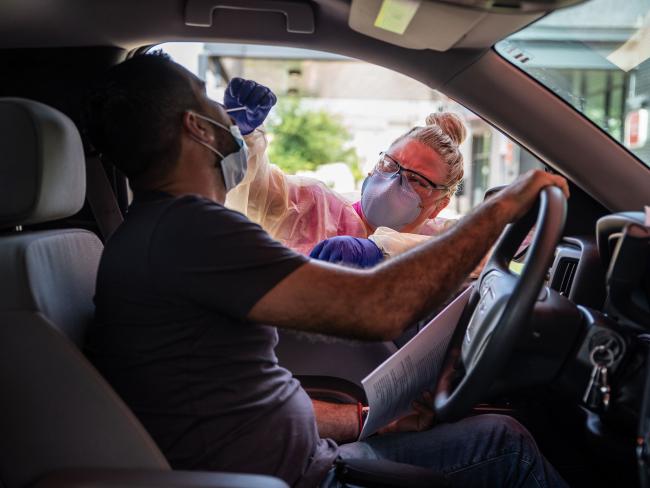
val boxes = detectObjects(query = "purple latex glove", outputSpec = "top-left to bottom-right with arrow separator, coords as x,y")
309,236 -> 384,268
224,77 -> 277,135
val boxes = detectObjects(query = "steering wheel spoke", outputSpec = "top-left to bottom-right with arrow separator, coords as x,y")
462,271 -> 516,370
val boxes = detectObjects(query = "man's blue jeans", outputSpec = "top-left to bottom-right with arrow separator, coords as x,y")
320,414 -> 568,488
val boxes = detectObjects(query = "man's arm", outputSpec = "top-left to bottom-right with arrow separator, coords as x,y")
312,393 -> 435,441
312,400 -> 359,443
248,170 -> 569,341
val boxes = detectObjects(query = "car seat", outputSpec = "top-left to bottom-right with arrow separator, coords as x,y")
0,97 -> 287,488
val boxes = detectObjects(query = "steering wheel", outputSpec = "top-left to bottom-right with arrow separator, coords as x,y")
434,186 -> 567,422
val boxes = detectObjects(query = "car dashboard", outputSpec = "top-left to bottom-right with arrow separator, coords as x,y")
524,210 -> 650,484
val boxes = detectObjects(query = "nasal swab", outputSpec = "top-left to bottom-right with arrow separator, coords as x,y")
225,106 -> 246,113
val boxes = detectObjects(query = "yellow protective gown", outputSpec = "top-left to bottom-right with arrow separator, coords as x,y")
225,128 -> 457,256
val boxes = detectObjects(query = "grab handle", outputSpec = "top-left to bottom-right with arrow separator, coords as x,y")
185,0 -> 315,34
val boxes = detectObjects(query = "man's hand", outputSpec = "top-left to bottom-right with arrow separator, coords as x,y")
224,77 -> 277,135
496,169 -> 569,222
378,391 -> 435,435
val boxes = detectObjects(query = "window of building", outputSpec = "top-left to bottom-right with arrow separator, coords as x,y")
470,133 -> 492,207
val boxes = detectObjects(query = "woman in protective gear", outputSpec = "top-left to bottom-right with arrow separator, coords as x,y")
224,78 -> 465,267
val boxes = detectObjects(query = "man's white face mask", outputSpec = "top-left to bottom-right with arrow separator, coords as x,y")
190,112 -> 249,192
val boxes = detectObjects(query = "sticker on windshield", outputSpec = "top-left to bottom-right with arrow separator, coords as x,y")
374,0 -> 421,35
607,15 -> 650,72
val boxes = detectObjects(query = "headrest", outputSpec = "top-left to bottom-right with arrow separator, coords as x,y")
0,98 -> 85,228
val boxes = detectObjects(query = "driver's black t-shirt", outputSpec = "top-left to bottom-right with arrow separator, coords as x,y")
85,191 -> 338,487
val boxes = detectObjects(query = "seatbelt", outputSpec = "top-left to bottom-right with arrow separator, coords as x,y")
85,155 -> 124,242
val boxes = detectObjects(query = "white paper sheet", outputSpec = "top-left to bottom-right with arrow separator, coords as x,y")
359,286 -> 472,439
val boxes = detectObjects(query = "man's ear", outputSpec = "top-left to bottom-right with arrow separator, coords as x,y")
183,111 -> 214,143
428,195 -> 450,219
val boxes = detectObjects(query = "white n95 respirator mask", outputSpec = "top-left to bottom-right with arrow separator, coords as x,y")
360,172 -> 422,231
191,112 -> 249,192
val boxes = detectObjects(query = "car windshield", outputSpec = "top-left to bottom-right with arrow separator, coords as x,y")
496,0 -> 650,170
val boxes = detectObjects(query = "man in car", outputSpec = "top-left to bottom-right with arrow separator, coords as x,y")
83,52 -> 569,488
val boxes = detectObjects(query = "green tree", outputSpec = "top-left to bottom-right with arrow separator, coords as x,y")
267,97 -> 362,180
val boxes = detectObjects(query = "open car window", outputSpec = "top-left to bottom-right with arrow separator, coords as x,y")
153,42 -> 543,218
496,0 -> 650,170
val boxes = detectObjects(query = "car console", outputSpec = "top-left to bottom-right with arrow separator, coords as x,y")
563,213 -> 650,487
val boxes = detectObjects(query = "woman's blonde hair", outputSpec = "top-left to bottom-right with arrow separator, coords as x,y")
392,112 -> 466,196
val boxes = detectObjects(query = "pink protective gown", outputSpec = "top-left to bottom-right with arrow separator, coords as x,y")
225,129 -> 457,256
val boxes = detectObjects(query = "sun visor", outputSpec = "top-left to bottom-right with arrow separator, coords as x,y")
349,0 -> 541,51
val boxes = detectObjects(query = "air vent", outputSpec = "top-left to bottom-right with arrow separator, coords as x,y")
551,258 -> 578,297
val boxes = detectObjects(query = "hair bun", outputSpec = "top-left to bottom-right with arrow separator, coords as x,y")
425,112 -> 467,146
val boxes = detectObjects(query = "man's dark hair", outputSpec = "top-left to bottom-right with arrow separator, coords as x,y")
82,51 -> 202,184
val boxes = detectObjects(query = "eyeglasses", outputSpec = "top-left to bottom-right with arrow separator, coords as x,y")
376,152 -> 449,197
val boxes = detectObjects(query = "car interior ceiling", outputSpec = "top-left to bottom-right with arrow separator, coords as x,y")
0,1 -> 649,488
0,0 -> 647,214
